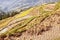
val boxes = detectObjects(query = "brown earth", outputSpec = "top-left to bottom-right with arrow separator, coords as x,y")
1,9 -> 60,40
0,4 -> 60,40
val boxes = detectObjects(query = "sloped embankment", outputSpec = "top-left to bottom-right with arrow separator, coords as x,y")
4,9 -> 60,40
0,2 -> 60,40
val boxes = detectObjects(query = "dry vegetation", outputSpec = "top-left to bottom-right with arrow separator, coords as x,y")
0,2 -> 60,40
